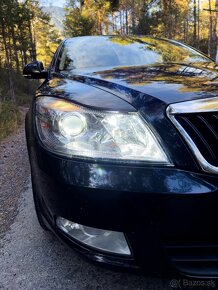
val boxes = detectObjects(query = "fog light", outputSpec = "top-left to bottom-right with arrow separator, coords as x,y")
56,217 -> 131,256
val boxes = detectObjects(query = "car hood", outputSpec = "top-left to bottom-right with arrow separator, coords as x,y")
73,62 -> 218,105
38,62 -> 218,112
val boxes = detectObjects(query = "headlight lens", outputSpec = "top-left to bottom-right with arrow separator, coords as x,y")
59,113 -> 87,137
35,97 -> 170,163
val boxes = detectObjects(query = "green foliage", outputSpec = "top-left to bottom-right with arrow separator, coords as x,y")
0,102 -> 21,141
63,0 -> 216,58
0,68 -> 38,104
0,0 -> 61,140
0,0 -> 62,103
24,0 -> 62,66
64,0 -> 113,36
64,7 -> 95,37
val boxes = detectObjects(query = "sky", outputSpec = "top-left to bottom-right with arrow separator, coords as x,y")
39,0 -> 66,7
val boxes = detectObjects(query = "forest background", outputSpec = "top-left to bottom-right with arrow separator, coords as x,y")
0,0 -> 217,139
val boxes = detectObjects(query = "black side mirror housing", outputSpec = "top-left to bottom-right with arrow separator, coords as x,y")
23,61 -> 48,79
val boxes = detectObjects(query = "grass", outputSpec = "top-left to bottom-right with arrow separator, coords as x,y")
0,70 -> 37,141
0,101 -> 22,141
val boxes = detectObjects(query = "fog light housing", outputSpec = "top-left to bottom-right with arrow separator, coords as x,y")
56,217 -> 131,256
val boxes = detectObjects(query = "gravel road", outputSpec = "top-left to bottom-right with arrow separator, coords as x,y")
0,108 -> 29,240
0,110 -> 187,290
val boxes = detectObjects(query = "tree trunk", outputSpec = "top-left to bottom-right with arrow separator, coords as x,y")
131,0 -> 136,33
27,15 -> 36,61
208,0 -> 213,56
0,18 -> 15,102
214,0 -> 218,60
197,0 -> 200,48
120,11 -> 122,34
183,15 -> 187,42
112,12 -> 115,33
125,9 -> 128,34
193,0 -> 197,47
11,24 -> 20,73
168,0 -> 173,38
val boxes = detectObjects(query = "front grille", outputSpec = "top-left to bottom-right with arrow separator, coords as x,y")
167,97 -> 218,174
175,112 -> 218,167
165,242 -> 218,277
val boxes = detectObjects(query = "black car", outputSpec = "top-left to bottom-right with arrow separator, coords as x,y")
24,36 -> 218,278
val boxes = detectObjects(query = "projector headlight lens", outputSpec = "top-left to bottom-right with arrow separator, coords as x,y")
59,113 -> 87,138
35,96 -> 170,163
56,217 -> 131,256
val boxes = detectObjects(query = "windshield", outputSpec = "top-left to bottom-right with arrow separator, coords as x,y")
58,36 -> 211,72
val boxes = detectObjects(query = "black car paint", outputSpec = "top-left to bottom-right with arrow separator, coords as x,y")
25,36 -> 218,277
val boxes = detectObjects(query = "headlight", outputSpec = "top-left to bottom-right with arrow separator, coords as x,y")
35,97 -> 170,163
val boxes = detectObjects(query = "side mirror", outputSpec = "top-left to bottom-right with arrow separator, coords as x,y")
23,61 -> 48,79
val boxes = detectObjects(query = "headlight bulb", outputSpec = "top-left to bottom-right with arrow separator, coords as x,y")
59,113 -> 87,138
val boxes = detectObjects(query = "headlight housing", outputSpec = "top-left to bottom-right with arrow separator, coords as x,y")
35,97 -> 170,163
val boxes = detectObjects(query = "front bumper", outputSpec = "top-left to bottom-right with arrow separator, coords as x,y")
26,113 -> 218,278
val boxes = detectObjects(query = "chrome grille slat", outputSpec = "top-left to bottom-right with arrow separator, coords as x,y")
176,114 -> 218,167
197,115 -> 218,141
167,97 -> 218,174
